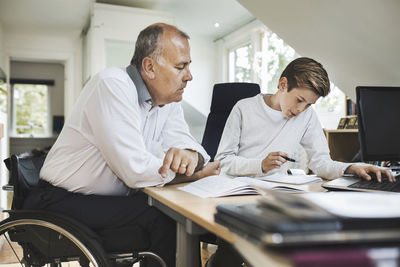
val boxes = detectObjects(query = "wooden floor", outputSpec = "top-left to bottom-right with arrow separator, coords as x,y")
0,239 -> 23,264
0,239 -> 215,267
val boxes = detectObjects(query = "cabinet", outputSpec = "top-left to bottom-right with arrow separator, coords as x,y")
324,129 -> 360,162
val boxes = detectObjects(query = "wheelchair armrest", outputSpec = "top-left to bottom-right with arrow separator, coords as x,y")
2,184 -> 14,191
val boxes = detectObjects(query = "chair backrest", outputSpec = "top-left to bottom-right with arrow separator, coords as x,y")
4,153 -> 46,210
201,82 -> 261,161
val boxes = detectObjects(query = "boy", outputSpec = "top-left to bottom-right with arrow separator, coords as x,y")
216,57 -> 393,182
208,57 -> 394,267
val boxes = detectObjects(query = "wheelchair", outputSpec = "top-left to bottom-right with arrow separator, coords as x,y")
0,153 -> 167,267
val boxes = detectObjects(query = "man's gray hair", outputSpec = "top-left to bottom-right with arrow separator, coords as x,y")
131,23 -> 190,71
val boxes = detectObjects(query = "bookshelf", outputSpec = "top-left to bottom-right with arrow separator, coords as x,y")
324,129 -> 360,162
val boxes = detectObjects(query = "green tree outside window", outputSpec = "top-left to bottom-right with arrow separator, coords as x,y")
13,84 -> 48,136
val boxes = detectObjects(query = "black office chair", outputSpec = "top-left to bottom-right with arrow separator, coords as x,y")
201,82 -> 261,161
199,82 -> 261,249
0,153 -> 166,267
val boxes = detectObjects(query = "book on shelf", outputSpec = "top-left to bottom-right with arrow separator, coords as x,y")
337,117 -> 349,129
345,115 -> 358,129
336,115 -> 358,129
346,97 -> 357,116
178,173 -> 322,198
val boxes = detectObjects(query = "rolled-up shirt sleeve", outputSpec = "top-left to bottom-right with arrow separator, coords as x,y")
86,77 -> 175,188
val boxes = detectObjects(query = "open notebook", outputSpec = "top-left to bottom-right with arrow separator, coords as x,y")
178,174 -> 322,198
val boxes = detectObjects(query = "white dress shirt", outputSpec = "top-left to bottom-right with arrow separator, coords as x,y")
40,65 -> 209,196
215,94 -> 351,180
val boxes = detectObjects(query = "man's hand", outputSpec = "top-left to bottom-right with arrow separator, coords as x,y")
345,164 -> 395,182
262,151 -> 289,173
191,161 -> 221,179
167,161 -> 221,185
159,148 -> 198,178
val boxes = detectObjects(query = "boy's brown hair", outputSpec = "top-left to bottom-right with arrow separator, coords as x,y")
280,57 -> 330,97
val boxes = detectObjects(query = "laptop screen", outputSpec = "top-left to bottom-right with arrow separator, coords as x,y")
356,86 -> 400,162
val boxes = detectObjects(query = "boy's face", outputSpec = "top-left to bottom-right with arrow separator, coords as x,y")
279,78 -> 320,118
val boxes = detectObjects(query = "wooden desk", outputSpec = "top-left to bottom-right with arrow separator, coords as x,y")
143,184 -> 296,267
143,184 -> 259,267
234,235 -> 291,267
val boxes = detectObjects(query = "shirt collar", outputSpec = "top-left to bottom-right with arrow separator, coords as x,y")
126,64 -> 153,105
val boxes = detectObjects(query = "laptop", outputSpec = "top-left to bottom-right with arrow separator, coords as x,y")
323,86 -> 400,193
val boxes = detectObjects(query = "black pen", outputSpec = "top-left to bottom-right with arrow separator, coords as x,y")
282,156 -> 296,162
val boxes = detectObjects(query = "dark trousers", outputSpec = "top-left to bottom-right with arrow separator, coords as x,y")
24,181 -> 176,267
212,238 -> 245,267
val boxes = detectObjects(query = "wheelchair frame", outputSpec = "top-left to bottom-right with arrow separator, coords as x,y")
0,153 -> 167,267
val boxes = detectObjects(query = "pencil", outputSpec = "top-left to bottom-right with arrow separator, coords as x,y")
282,156 -> 296,162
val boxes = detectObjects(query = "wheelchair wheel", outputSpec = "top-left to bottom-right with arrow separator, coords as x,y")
0,212 -> 110,267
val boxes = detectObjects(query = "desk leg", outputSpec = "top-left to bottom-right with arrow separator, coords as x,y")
147,196 -> 203,267
176,223 -> 200,267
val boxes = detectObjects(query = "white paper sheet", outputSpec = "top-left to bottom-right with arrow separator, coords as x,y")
302,192 -> 400,218
179,175 -> 258,198
258,173 -> 322,185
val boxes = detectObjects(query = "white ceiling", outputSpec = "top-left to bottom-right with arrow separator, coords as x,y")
239,0 -> 400,100
0,0 -> 254,39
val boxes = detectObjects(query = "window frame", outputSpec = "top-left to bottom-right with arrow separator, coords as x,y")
10,79 -> 53,137
219,20 -> 263,84
228,41 -> 254,83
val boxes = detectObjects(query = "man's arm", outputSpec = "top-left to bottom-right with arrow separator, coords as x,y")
87,77 -> 176,188
167,160 -> 221,185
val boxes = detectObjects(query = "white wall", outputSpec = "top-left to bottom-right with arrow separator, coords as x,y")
0,22 -> 8,214
4,30 -> 82,117
86,3 -> 175,78
238,0 -> 400,101
86,3 -> 218,116
183,36 -> 218,116
0,112 -> 7,214
0,22 -> 4,71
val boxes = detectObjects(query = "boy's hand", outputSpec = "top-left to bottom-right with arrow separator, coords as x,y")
262,151 -> 289,173
159,148 -> 198,178
345,164 -> 395,182
192,161 -> 221,179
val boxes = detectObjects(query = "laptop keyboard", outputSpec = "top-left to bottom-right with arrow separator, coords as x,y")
349,175 -> 400,192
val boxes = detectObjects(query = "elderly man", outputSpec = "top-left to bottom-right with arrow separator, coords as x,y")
25,23 -> 220,267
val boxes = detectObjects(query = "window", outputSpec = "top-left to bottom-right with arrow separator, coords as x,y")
257,30 -> 296,93
12,83 -> 49,136
228,43 -> 253,82
0,79 -> 6,114
223,21 -> 346,129
314,83 -> 346,129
